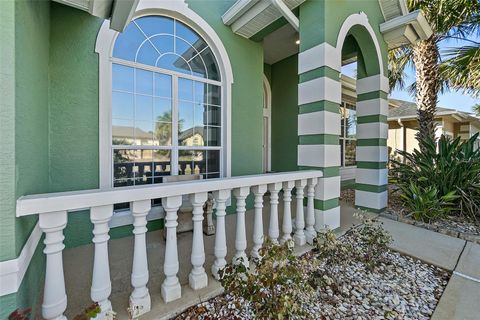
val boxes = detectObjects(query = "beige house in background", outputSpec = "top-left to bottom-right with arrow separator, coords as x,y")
387,99 -> 480,157
339,75 -> 480,184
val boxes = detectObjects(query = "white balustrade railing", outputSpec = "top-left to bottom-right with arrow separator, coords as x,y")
16,170 -> 322,320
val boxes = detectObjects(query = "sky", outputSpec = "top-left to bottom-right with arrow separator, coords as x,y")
341,36 -> 480,114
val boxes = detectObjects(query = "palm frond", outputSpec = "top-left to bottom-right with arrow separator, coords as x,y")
388,47 -> 413,92
440,45 -> 480,97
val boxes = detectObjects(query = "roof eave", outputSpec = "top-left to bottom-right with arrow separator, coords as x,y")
380,10 -> 433,49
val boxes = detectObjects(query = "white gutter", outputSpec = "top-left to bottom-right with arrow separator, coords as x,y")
270,0 -> 299,31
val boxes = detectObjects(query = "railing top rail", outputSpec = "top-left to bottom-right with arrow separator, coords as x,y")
16,170 -> 322,217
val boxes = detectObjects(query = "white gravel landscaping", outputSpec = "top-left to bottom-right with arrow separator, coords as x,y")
176,230 -> 450,320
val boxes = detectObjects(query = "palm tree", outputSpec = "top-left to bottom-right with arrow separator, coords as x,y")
388,0 -> 480,150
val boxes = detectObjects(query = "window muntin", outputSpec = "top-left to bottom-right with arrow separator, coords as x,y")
339,101 -> 357,167
111,16 -> 222,187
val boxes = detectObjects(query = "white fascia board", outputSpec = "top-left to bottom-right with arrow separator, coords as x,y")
380,10 -> 433,48
109,0 -> 139,32
222,0 -> 260,25
89,0 -> 113,19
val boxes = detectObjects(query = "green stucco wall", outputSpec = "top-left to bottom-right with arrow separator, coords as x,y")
271,55 -> 299,172
0,0 -> 50,317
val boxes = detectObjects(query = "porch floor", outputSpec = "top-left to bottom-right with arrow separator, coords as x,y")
59,199 -> 361,319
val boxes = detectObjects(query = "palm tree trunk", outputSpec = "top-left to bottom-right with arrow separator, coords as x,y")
412,37 -> 439,150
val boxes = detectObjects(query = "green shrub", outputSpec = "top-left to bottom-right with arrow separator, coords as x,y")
219,240 -> 313,319
398,182 -> 458,222
390,133 -> 480,222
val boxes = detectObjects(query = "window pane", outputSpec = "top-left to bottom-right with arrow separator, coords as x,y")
339,139 -> 344,167
151,35 -> 174,54
178,150 -> 193,175
340,106 -> 346,138
208,84 -> 221,106
195,81 -> 207,104
193,150 -> 206,174
156,53 -> 191,75
136,41 -> 159,66
201,47 -> 220,81
206,126 -> 221,146
135,69 -> 153,95
112,119 -> 134,145
133,150 -> 153,185
345,140 -> 356,166
207,105 -> 221,126
113,23 -> 145,61
154,122 -> 171,146
178,78 -> 194,101
154,73 -> 172,98
153,149 -> 171,183
135,16 -> 174,38
192,127 -> 205,146
154,98 -> 172,121
135,95 -> 153,121
112,64 -> 134,92
113,149 -> 136,187
112,92 -> 134,119
345,105 -> 357,138
178,101 -> 194,145
135,121 -> 154,145
194,104 -> 206,127
176,20 -> 200,45
206,150 -> 220,173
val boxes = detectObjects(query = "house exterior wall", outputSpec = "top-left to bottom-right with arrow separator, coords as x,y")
1,0 -> 394,315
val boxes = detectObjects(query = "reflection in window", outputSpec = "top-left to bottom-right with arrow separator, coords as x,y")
111,16 -> 223,187
340,102 -> 356,166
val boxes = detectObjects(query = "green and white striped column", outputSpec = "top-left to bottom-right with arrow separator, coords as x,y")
297,42 -> 341,230
355,75 -> 389,212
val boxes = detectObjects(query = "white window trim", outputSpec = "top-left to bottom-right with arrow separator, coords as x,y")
340,100 -> 356,167
95,0 -> 233,227
95,0 -> 234,190
262,75 -> 271,172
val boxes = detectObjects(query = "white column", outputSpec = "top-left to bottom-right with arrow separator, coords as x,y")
39,211 -> 68,320
251,184 -> 267,259
129,200 -> 151,316
267,182 -> 282,244
232,186 -> 250,266
90,205 -> 114,317
305,178 -> 318,244
294,179 -> 307,246
161,195 -> 182,303
211,189 -> 231,279
188,192 -> 208,290
281,181 -> 294,244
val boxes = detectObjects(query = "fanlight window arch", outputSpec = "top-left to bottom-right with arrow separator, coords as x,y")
111,16 -> 223,188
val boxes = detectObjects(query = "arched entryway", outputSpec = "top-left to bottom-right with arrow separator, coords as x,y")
297,12 -> 389,230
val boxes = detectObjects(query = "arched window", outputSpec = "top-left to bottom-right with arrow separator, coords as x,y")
110,16 -> 223,187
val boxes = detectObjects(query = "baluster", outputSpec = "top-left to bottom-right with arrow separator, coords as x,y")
251,185 -> 267,259
281,181 -> 294,243
232,187 -> 250,266
211,189 -> 231,279
305,178 -> 318,244
267,182 -> 282,244
39,211 -> 68,320
161,196 -> 183,302
294,179 -> 307,246
129,200 -> 151,316
189,192 -> 208,290
90,205 -> 114,317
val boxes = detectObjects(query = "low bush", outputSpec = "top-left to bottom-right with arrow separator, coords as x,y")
390,133 -> 480,222
219,239 -> 313,319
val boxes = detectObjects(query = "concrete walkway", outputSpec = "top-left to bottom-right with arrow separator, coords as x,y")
379,218 -> 480,320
